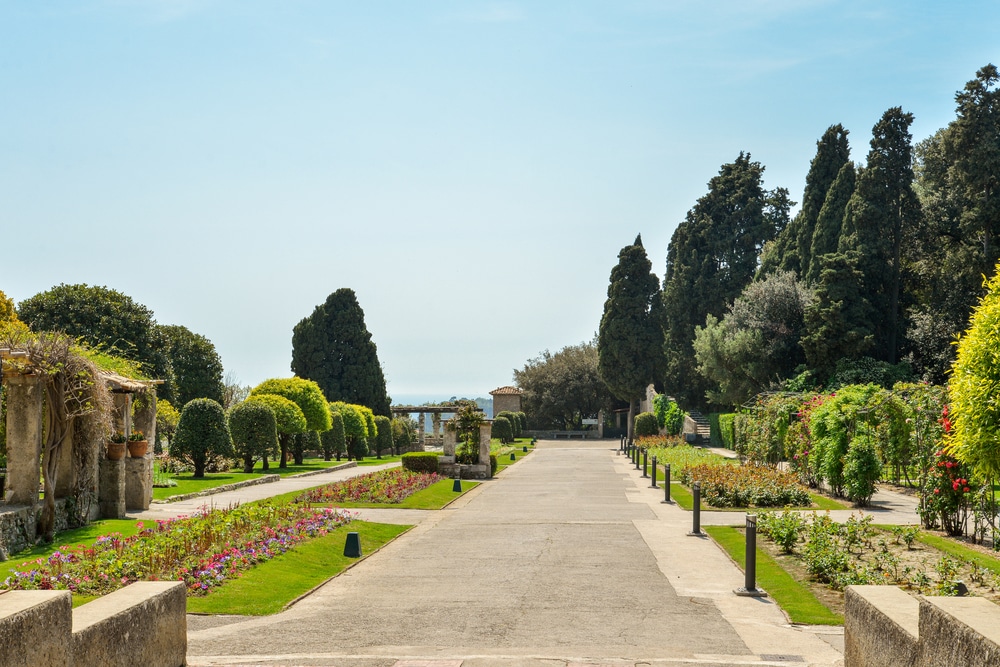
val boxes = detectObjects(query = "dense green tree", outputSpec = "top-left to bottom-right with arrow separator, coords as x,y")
662,154 -> 792,409
291,288 -> 391,415
373,414 -> 393,457
493,415 -> 514,444
244,393 -> 306,469
17,284 -> 175,400
838,107 -> 921,364
597,235 -> 663,440
0,290 -> 17,323
172,399 -> 232,478
693,271 -> 812,406
391,416 -> 415,455
290,430 -> 320,465
155,399 -> 180,455
806,162 -> 856,285
158,324 -> 225,407
250,377 -> 332,432
329,401 -> 369,460
801,251 -> 875,373
321,410 -> 347,460
514,340 -> 613,430
228,400 -> 279,473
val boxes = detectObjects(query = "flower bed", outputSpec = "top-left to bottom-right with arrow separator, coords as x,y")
1,503 -> 351,597
680,463 -> 810,508
295,468 -> 440,505
646,443 -> 735,476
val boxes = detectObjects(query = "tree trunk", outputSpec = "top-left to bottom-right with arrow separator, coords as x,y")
627,399 -> 636,443
262,454 -> 269,471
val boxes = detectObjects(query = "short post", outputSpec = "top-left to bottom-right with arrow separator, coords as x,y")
452,476 -> 462,492
344,531 -> 362,558
642,449 -> 648,478
523,445 -> 528,453
509,452 -> 516,461
735,514 -> 767,597
650,456 -> 657,488
662,463 -> 671,503
687,481 -> 703,536
634,447 -> 640,470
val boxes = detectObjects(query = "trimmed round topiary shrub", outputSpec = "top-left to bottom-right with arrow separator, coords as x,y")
228,400 -> 278,473
402,451 -> 439,473
493,416 -> 514,444
374,415 -> 393,457
634,411 -> 659,437
173,398 -> 233,478
321,410 -> 346,461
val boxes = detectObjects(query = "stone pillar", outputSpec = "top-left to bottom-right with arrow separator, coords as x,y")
417,412 -> 425,445
4,374 -> 45,506
133,390 -> 157,450
432,413 -> 441,440
443,429 -> 457,457
479,423 -> 493,478
54,420 -> 76,498
598,409 -> 604,439
112,393 -> 129,436
98,459 -> 126,519
125,457 -> 152,510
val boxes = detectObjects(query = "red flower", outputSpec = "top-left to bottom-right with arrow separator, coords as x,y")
964,487 -> 971,493
934,488 -> 940,494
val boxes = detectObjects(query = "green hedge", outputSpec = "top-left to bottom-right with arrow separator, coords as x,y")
718,413 -> 735,449
401,451 -> 439,473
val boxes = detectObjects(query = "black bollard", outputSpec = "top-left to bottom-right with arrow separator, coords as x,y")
650,456 -> 658,488
735,514 -> 767,597
453,476 -> 462,492
687,481 -> 703,536
523,445 -> 528,453
344,531 -> 362,558
510,452 -> 516,461
634,446 -> 640,470
642,449 -> 648,478
662,463 -> 672,503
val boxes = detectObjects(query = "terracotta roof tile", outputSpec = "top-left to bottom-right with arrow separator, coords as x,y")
490,386 -> 523,395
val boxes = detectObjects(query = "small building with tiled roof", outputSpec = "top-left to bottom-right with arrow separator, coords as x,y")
490,386 -> 523,416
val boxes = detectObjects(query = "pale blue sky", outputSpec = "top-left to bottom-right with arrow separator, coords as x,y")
1,1 -> 996,398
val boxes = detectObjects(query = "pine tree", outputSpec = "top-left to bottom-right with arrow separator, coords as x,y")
806,162 -> 856,285
291,288 -> 391,415
839,107 -> 921,364
598,235 -> 663,439
661,153 -> 791,408
801,251 -> 874,373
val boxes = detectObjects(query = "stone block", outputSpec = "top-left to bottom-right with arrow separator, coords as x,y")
0,590 -> 73,667
844,585 -> 919,667
125,456 -> 152,511
98,457 -> 126,519
72,581 -> 187,667
919,595 -> 1000,667
4,375 -> 44,506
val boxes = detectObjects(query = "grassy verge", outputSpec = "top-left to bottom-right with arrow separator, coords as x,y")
915,532 -> 1000,575
356,455 -> 402,466
267,478 -> 479,510
704,525 -> 843,626
153,471 -> 264,500
186,521 -> 410,615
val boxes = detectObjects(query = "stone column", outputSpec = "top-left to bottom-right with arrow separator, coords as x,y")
417,412 -> 425,445
443,429 -> 457,457
133,389 -> 157,450
54,420 -> 76,498
479,423 -> 493,478
4,374 -> 45,506
125,457 -> 152,510
112,392 -> 129,436
598,409 -> 605,439
99,459 -> 126,519
432,413 -> 441,440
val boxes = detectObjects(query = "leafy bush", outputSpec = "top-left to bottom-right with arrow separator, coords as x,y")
679,463 -> 810,508
290,430 -> 320,465
250,377 -> 332,432
493,416 -> 514,443
402,451 -> 439,473
645,442 -> 730,475
390,417 -> 415,454
495,411 -> 521,439
717,413 -> 735,449
321,411 -> 347,461
758,510 -> 806,553
515,412 -> 527,435
329,402 -> 368,460
228,400 -> 278,473
634,411 -> 659,437
653,395 -> 684,435
172,399 -> 233,478
734,393 -> 807,466
827,356 -> 913,390
296,468 -> 439,504
490,453 -> 498,476
843,440 -> 880,506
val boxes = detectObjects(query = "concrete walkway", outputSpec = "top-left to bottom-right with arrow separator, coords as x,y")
185,441 -> 849,667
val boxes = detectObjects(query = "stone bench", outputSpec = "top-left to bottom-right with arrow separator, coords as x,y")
0,581 -> 186,667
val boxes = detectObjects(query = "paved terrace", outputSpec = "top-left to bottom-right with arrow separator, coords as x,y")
177,439 -> 915,666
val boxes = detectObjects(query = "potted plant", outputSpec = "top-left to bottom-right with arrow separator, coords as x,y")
107,431 -> 127,460
127,430 -> 149,458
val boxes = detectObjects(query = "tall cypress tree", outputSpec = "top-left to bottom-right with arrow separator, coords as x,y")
794,124 -> 851,279
291,288 -> 391,415
598,235 -> 663,439
839,107 -> 921,363
806,161 -> 856,285
662,153 -> 791,408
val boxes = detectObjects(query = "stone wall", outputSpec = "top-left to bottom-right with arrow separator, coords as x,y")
846,585 -> 1000,667
0,498 -> 73,560
493,394 -> 521,415
0,582 -> 186,667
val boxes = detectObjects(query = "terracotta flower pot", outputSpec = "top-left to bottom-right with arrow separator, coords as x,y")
107,442 -> 127,461
127,440 -> 149,458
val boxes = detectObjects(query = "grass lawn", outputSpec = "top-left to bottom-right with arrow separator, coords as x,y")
356,454 -> 403,466
153,471 -> 265,500
704,525 -> 843,626
186,520 -> 411,615
914,532 -> 1000,575
661,476 -> 847,512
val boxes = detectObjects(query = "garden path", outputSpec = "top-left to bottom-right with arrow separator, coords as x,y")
185,440 -> 846,667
